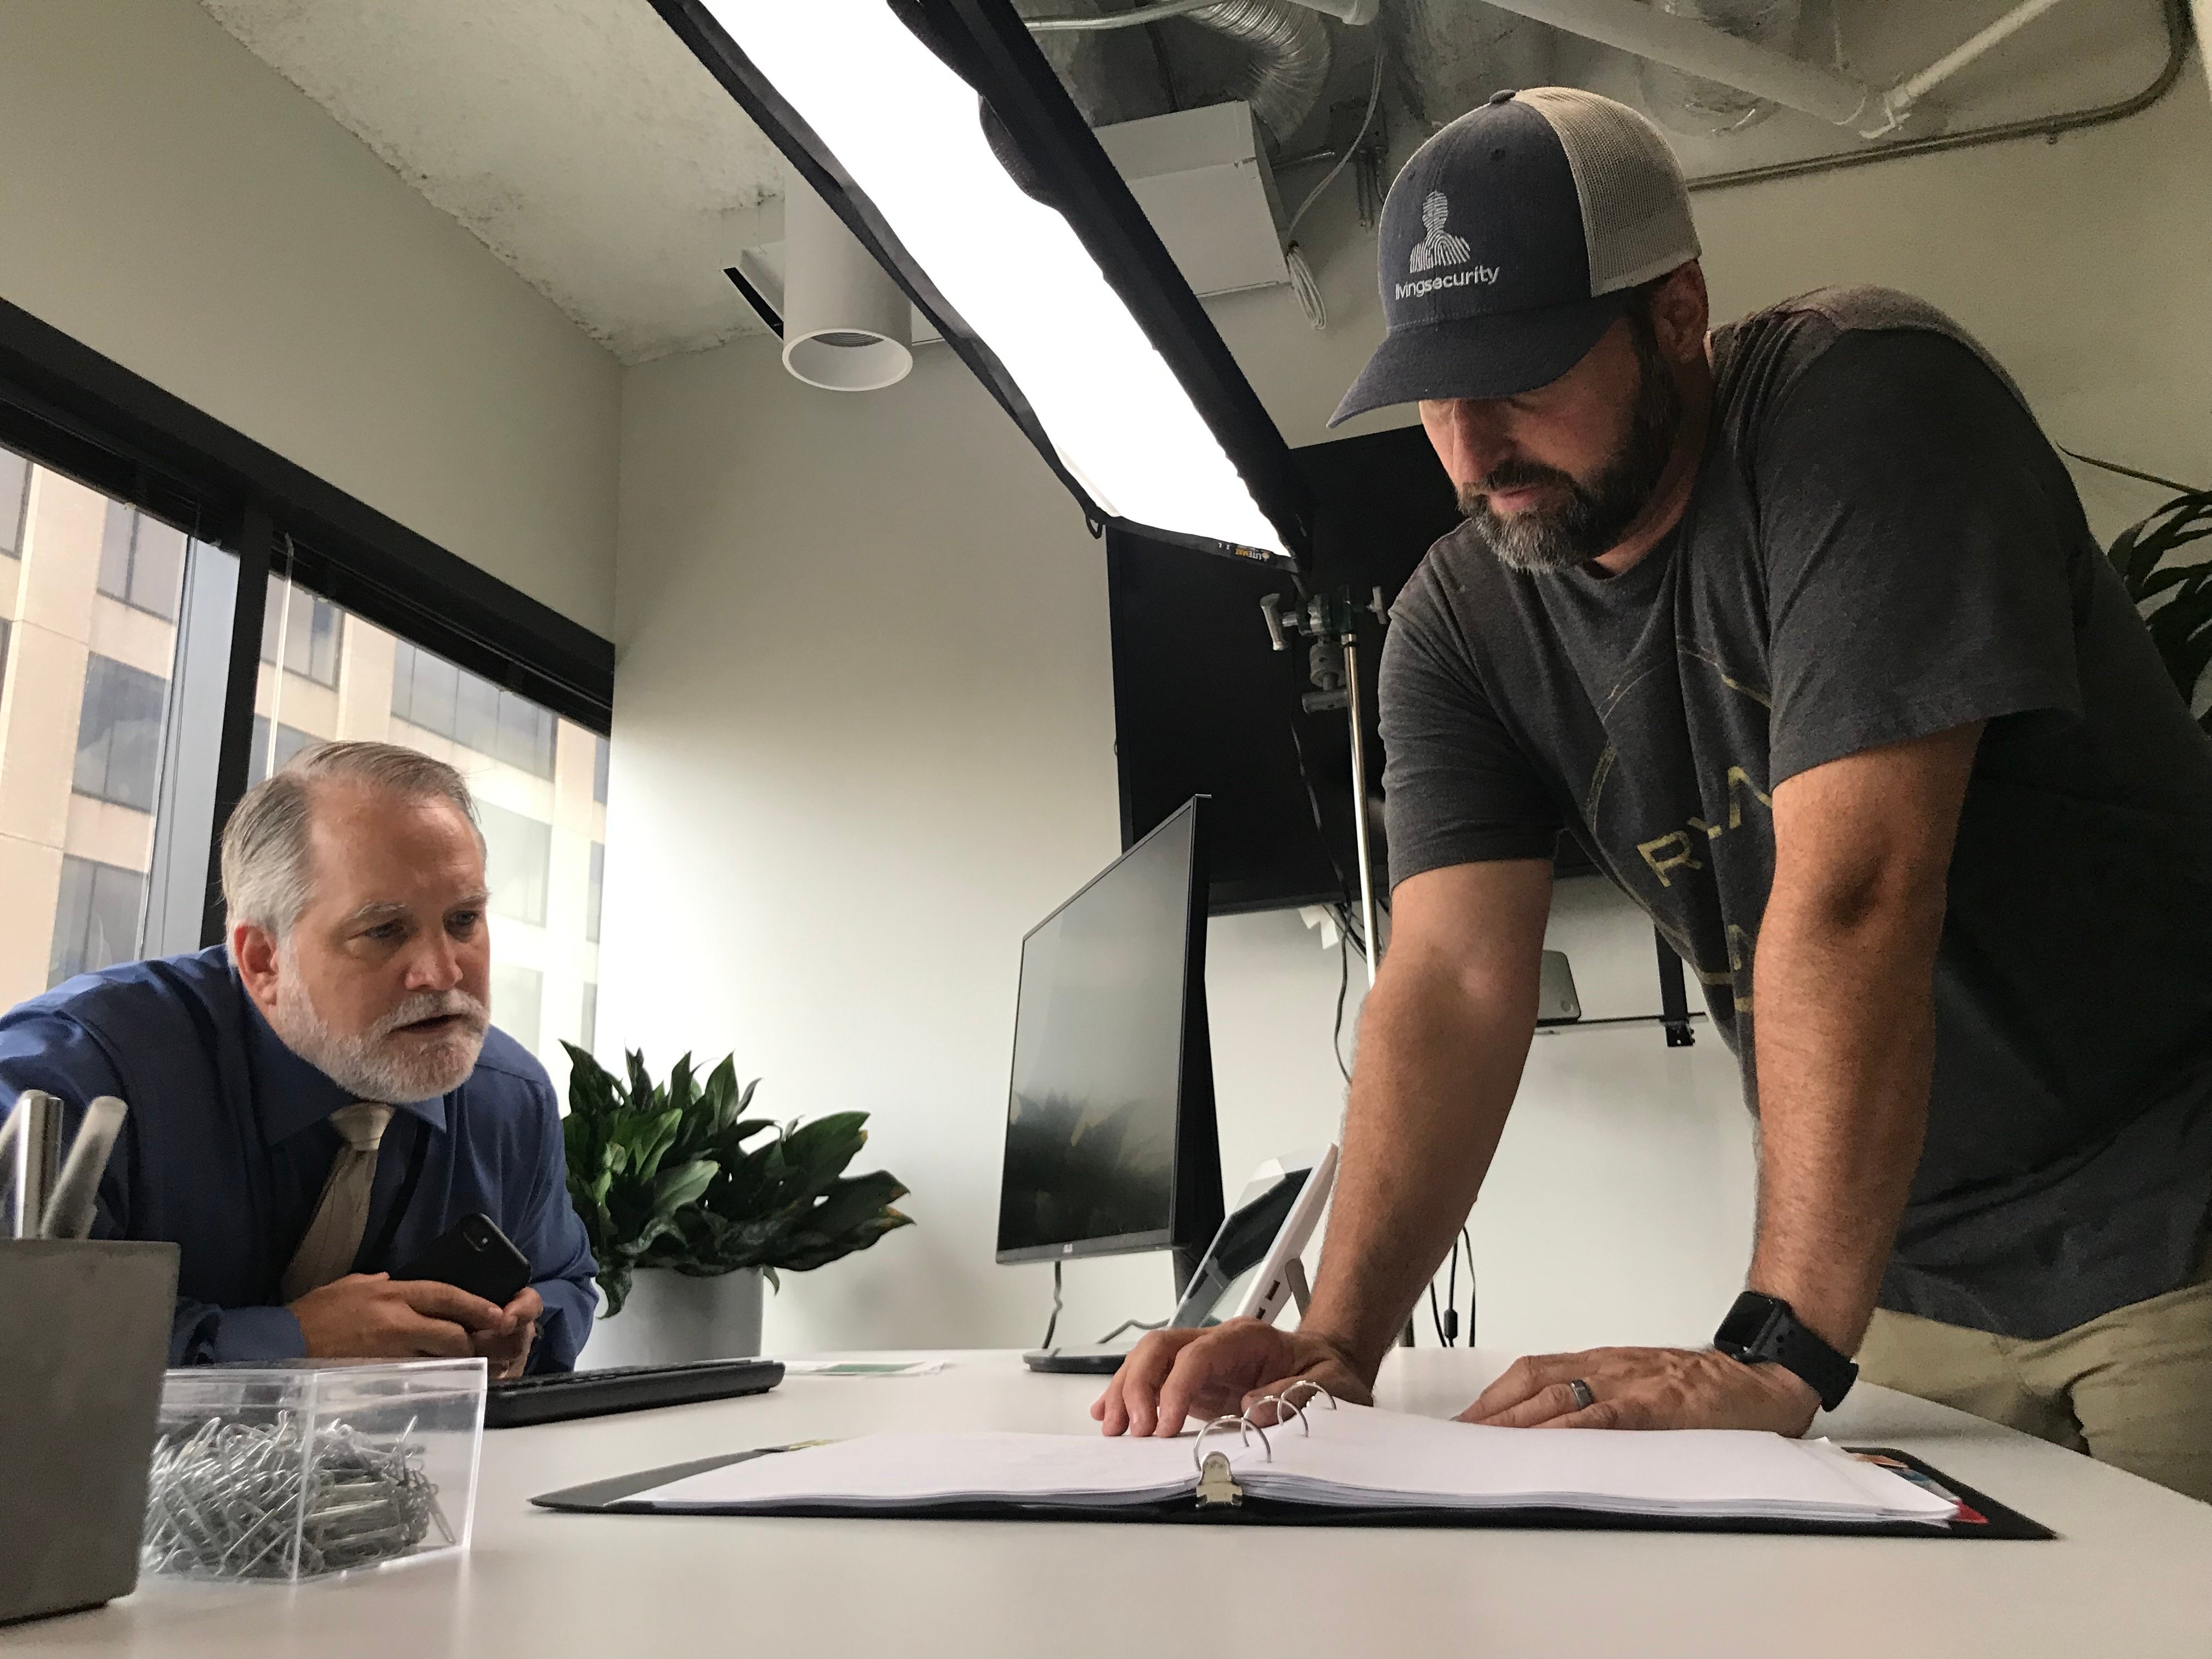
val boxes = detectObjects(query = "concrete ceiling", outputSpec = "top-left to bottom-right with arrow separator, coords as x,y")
199,0 -> 789,364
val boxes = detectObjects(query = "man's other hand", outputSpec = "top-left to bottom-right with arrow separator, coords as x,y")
471,1285 -> 543,1380
290,1272 -> 511,1361
1460,1346 -> 1820,1435
1092,1320 -> 1373,1437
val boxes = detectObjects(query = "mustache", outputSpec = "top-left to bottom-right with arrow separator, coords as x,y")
371,990 -> 489,1042
1458,460 -> 1582,515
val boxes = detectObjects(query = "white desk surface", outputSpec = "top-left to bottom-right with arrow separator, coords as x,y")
10,1348 -> 2209,1659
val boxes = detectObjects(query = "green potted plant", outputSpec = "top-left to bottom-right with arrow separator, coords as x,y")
2105,475 -> 2212,727
561,1045 -> 913,1367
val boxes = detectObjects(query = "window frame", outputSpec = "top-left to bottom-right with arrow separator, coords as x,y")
0,300 -> 614,950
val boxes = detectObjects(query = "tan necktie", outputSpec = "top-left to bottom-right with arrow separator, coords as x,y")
279,1103 -> 394,1303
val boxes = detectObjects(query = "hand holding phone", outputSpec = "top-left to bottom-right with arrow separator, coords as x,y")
393,1212 -> 532,1305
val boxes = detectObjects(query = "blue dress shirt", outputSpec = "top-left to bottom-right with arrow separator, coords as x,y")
0,947 -> 598,1370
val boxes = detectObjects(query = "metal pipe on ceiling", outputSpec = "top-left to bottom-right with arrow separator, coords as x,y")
1471,0 -> 2084,140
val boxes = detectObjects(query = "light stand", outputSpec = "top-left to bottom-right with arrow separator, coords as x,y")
1263,584 -> 1408,1341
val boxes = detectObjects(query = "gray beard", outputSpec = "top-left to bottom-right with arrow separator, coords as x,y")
272,957 -> 489,1104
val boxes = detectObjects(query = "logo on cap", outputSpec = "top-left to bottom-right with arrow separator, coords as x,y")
1408,192 -> 1472,274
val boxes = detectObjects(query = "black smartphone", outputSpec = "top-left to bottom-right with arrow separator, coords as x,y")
393,1212 -> 531,1306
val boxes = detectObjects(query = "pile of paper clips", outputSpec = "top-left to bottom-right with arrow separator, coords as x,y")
141,1413 -> 451,1579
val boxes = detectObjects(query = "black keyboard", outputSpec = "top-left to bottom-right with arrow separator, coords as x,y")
485,1358 -> 785,1427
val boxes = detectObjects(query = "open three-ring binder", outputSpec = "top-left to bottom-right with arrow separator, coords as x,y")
534,1385 -> 2051,1539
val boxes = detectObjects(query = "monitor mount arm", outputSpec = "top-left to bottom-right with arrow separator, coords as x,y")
1262,585 -> 1389,986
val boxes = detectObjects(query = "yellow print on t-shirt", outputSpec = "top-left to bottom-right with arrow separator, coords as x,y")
1635,765 -> 1774,888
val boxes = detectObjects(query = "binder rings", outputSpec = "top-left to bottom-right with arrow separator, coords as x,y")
532,1393 -> 2052,1540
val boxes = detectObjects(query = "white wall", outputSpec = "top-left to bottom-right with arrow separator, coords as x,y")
0,0 -> 620,633
602,76 -> 2212,1361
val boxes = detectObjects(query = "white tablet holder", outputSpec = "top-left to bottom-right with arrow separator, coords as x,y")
1166,1144 -> 1339,1330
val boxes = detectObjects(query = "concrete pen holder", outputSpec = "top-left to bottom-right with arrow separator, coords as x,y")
0,1238 -> 179,1624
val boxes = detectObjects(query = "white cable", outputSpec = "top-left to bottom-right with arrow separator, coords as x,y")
1285,47 -> 1384,235
1280,47 -> 1385,332
1025,0 -> 1220,32
1286,244 -> 1327,330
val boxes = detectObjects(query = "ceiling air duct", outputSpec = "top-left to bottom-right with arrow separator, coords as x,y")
1027,0 -> 1350,145
1184,0 -> 1334,144
780,177 -> 913,392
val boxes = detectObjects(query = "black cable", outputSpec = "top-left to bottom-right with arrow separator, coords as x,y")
1331,926 -> 1352,1085
1332,897 -> 1366,960
1284,651 -> 1362,927
1040,1259 -> 1063,1351
1462,1227 -> 1477,1348
1427,1282 -> 1447,1346
1094,1316 -> 1167,1345
1444,1231 -> 1459,1347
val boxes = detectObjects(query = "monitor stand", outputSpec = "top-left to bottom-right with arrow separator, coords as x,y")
1022,1347 -> 1128,1375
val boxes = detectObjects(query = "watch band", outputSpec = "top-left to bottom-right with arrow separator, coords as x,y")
1713,1292 -> 1859,1412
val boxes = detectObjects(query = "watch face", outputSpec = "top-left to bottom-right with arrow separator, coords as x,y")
1716,1293 -> 1781,1352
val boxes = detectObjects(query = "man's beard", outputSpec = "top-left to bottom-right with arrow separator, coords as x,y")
273,955 -> 490,1104
1457,324 -> 1683,573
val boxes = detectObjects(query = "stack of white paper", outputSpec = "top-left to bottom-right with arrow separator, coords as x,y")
1228,1406 -> 1951,1524
629,1403 -> 1955,1526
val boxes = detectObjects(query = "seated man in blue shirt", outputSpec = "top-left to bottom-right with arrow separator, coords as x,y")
0,740 -> 597,1373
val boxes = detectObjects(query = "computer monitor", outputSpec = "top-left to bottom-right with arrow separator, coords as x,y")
994,796 -> 1223,1292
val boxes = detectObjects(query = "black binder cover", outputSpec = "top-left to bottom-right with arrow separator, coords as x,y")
531,1444 -> 2053,1540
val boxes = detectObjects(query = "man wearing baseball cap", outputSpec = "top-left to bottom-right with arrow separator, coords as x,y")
1098,88 -> 2212,1502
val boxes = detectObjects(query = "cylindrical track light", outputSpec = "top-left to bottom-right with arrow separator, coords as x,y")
781,178 -> 913,392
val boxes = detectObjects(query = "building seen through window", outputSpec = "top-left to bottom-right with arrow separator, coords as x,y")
246,716 -> 314,788
0,450 -> 208,997
0,441 -> 611,1088
1,450 -> 30,556
50,856 -> 147,987
260,574 -> 341,687
480,800 -> 551,927
74,654 -> 171,812
391,640 -> 556,780
97,501 -> 187,621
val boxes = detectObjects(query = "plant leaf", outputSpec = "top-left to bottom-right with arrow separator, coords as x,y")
563,1049 -> 913,1286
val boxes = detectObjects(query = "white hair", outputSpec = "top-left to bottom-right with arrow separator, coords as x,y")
221,740 -> 482,939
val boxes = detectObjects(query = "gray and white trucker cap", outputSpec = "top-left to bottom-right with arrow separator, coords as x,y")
1330,87 -> 1699,426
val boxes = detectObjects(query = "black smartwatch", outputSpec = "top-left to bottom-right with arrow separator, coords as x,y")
1713,1292 -> 1858,1412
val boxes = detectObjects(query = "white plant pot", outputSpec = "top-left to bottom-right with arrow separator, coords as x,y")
578,1266 -> 765,1370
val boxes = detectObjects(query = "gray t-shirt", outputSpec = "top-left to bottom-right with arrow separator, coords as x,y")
1380,286 -> 2212,1340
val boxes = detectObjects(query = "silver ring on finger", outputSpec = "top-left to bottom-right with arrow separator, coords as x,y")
1567,1378 -> 1596,1412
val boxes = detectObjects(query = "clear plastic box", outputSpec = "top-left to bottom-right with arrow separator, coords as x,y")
142,1358 -> 485,1582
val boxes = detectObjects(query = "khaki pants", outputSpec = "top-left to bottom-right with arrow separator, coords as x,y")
1857,1248 -> 2212,1504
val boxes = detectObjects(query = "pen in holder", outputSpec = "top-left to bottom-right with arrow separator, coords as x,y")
2,1089 -> 63,1238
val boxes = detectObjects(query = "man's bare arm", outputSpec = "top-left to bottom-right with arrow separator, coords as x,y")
1300,857 -> 1554,1377
1467,723 -> 1979,1434
1746,722 -> 1980,1354
1093,856 -> 1550,1434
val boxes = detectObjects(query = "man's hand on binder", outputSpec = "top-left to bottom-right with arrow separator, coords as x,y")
1458,1346 -> 1819,1436
1091,1319 -> 1373,1436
